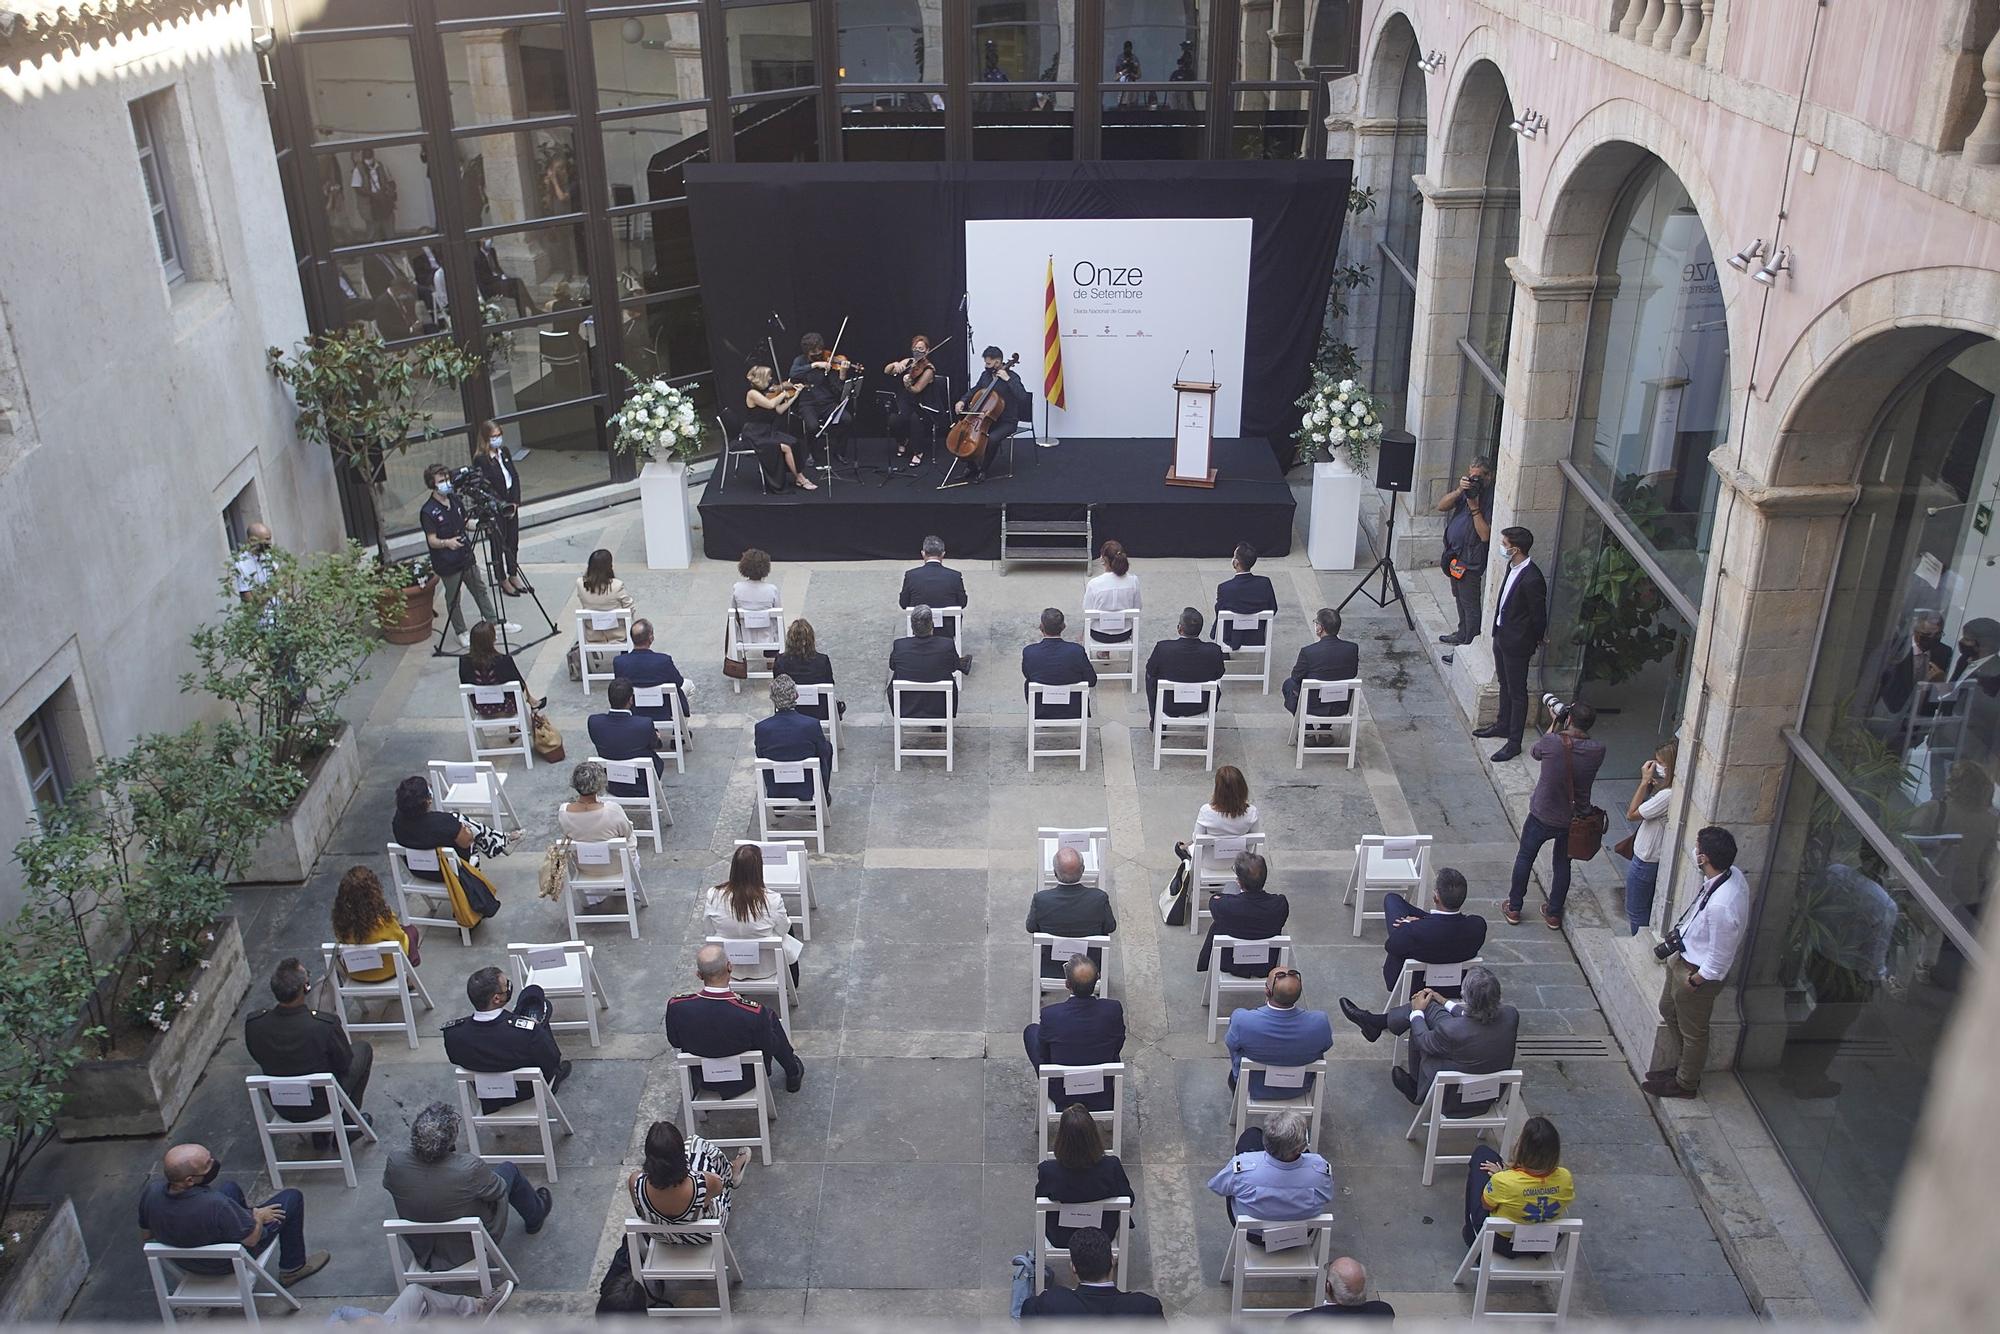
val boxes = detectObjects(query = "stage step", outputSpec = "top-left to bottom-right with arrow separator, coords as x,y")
1000,505 -> 1094,570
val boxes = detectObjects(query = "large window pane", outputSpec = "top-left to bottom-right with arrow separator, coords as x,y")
1451,355 -> 1504,496
326,243 -> 454,339
1380,53 -> 1427,269
1470,107 -> 1521,374
475,222 -> 591,327
1101,90 -> 1204,159
838,0 -> 944,83
725,2 -> 816,94
495,402 -> 613,504
1305,0 -> 1360,71
318,142 -> 436,244
601,108 -> 711,206
290,0 -> 409,31
612,207 -> 699,299
490,314 -> 602,413
973,90 -> 1073,160
442,23 -> 572,127
1371,259 -> 1415,431
301,36 -> 421,141
455,126 -> 577,227
592,12 -> 706,111
1103,0 -> 1206,84
380,427 -> 471,539
1230,89 -> 1311,159
840,92 -> 947,161
732,96 -> 821,162
973,0 -> 1071,83
619,292 -> 710,383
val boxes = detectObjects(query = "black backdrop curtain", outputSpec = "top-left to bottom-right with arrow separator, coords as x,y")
683,160 -> 1352,462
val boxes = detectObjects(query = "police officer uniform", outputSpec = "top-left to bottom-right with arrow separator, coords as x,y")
441,986 -> 570,1113
1205,1138 -> 1336,1242
243,1001 -> 373,1131
664,986 -> 804,1099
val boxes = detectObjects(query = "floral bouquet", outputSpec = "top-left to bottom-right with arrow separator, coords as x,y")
610,365 -> 703,463
1295,372 -> 1386,472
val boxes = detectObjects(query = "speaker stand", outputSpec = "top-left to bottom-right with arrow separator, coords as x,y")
1337,490 -> 1416,631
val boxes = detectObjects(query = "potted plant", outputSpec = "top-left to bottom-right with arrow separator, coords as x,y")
609,365 -> 705,570
382,554 -> 438,645
1295,372 -> 1386,570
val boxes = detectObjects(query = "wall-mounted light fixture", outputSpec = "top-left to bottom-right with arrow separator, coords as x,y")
1509,108 -> 1548,140
1726,239 -> 1768,272
1418,50 -> 1446,75
1751,246 -> 1793,287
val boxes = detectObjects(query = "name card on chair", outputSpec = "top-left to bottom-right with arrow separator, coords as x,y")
699,1057 -> 743,1084
1096,613 -> 1129,632
739,610 -> 772,628
340,946 -> 386,973
1424,961 -> 1465,989
473,688 -> 506,706
1232,943 -> 1272,966
473,1070 -> 520,1100
632,686 -> 667,708
1039,686 -> 1076,704
406,847 -> 442,871
1211,837 -> 1246,856
1456,1074 -> 1503,1103
1171,686 -> 1206,705
589,612 -> 623,631
1383,838 -> 1420,859
268,1080 -> 315,1108
1262,1065 -> 1308,1089
444,763 -> 479,787
1507,1223 -> 1559,1253
604,761 -> 642,788
574,841 -> 613,866
1062,1068 -> 1105,1095
1313,683 -> 1353,705
721,939 -> 763,967
1259,1223 -> 1310,1252
1048,937 -> 1089,961
525,946 -> 570,971
1056,1207 -> 1104,1231
773,764 -> 806,786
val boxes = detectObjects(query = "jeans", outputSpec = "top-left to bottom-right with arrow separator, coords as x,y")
1462,1144 -> 1518,1252
331,1286 -> 480,1323
216,1181 -> 307,1273
493,1160 -> 551,1230
1624,858 -> 1660,935
1448,558 -> 1484,643
438,560 -> 498,635
1509,813 -> 1571,917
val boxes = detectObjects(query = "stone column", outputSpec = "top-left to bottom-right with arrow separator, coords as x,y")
1487,260 -> 1596,555
1394,174 -> 1487,569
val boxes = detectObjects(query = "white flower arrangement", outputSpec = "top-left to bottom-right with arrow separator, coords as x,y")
1294,370 -> 1387,472
609,364 -> 704,463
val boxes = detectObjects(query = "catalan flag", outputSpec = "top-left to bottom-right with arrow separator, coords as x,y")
1042,255 -> 1067,411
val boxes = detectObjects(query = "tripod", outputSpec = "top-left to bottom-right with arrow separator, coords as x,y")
1336,490 -> 1416,631
431,513 -> 560,657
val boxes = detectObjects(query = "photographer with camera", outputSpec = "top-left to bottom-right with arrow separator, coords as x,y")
1645,826 -> 1750,1100
419,462 -> 518,650
1504,696 -> 1604,929
1435,459 -> 1493,655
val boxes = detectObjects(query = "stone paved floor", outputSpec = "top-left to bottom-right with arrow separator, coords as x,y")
39,496 -> 1754,1322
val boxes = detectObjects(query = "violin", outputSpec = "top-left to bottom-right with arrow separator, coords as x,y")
946,352 -> 1021,459
814,353 -> 864,377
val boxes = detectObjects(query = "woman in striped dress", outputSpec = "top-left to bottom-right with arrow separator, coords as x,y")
628,1121 -> 750,1244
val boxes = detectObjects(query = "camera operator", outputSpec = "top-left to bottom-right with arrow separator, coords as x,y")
1645,826 -> 1750,1101
1504,697 -> 1604,930
1435,458 -> 1492,656
419,463 -> 517,650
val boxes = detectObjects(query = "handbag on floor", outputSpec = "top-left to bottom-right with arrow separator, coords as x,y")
1158,858 -> 1192,926
723,605 -> 749,679
566,642 -> 583,682
532,711 -> 566,762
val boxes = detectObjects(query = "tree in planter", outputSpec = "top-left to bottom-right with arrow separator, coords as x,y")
0,931 -> 99,1234
266,328 -> 483,563
1559,477 -> 1682,693
185,544 -> 401,775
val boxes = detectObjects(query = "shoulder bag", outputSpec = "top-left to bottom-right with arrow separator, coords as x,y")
1562,734 -> 1609,860
723,603 -> 749,679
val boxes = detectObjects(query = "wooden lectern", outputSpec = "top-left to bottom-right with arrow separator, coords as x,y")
1166,379 -> 1220,488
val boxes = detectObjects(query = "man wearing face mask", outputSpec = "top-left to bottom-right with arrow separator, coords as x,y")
441,965 -> 570,1114
138,1142 -> 331,1284
420,462 -> 517,650
1644,825 -> 1751,1100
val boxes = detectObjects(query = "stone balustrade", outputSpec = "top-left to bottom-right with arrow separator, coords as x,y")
1613,0 -> 1715,65
1967,24 -> 2000,164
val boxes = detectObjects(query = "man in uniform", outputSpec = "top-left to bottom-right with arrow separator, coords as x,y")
243,957 -> 373,1149
1205,1107 -> 1334,1243
664,943 -> 804,1100
441,966 -> 570,1113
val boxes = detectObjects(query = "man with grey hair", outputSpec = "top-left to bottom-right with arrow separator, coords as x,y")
1338,964 -> 1519,1113
666,943 -> 805,1098
899,535 -> 968,637
1144,606 -> 1226,720
1025,845 -> 1116,976
755,674 -> 833,801
1206,1107 -> 1334,1243
613,617 -> 692,731
383,1100 -> 551,1271
887,601 -> 961,718
1292,1256 -> 1395,1320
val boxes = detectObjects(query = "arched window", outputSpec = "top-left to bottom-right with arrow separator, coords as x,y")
1368,45 -> 1426,431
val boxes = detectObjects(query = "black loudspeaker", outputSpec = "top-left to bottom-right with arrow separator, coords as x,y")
1374,429 -> 1416,492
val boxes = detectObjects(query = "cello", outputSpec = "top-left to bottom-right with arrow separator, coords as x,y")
947,351 -> 1020,462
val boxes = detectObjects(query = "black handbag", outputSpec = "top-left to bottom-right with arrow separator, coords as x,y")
1158,859 -> 1192,926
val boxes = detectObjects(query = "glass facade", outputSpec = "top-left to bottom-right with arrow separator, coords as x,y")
1369,43 -> 1424,432
1448,86 -> 1517,488
265,0 -> 1354,542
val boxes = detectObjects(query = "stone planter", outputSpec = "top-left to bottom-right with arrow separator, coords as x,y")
382,576 -> 439,645
234,722 -> 363,885
0,1197 -> 88,1323
640,458 -> 693,569
1307,459 -> 1365,570
57,916 -> 251,1140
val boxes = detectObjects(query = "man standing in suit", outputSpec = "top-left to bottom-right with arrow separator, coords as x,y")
1022,608 -> 1097,718
1224,966 -> 1335,1100
1198,852 -> 1289,975
899,535 -> 969,665
612,619 -> 690,735
1380,866 -> 1487,991
1145,607 -> 1227,720
383,1101 -> 551,1272
1475,527 -> 1548,761
754,675 -> 833,802
1214,542 -> 1279,649
1023,956 -> 1125,1112
243,958 -> 373,1150
586,679 -> 662,797
664,944 -> 804,1098
1282,608 -> 1361,718
1337,965 -> 1519,1112
440,967 -> 570,1113
886,604 -> 961,719
1018,1227 -> 1164,1318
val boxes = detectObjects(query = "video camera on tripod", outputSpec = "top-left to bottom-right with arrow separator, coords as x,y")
447,463 -> 504,524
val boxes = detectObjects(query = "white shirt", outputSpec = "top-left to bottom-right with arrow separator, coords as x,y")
1678,865 -> 1750,980
700,886 -> 799,975
1632,786 -> 1674,863
1083,570 -> 1143,616
1494,557 -> 1532,626
1192,802 -> 1262,845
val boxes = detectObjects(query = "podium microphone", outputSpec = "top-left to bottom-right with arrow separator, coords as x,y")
1208,349 -> 1215,384
1176,349 -> 1190,381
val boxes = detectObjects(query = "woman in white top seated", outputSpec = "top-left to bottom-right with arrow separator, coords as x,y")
702,845 -> 802,984
576,548 -> 635,642
1081,538 -> 1141,645
1175,764 -> 1262,868
557,761 -> 633,907
730,547 -> 783,659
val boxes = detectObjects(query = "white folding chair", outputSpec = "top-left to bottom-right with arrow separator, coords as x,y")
1035,1063 -> 1126,1157
245,1074 -> 377,1188
1152,679 -> 1220,769
1082,609 -> 1141,693
892,676 -> 962,770
907,605 -> 966,658
1212,610 -> 1278,693
739,838 -> 815,940
1294,679 -> 1362,768
383,1218 -> 519,1303
1032,1196 -> 1135,1292
427,759 -> 521,833
454,1065 -> 576,1179
1204,935 -> 1293,1043
1233,1057 -> 1328,1147
563,837 -> 649,938
595,754 -> 674,851
1388,956 -> 1483,1069
624,1217 -> 743,1317
458,683 -> 532,768
1405,1069 -> 1527,1186
1027,682 -> 1091,771
791,682 -> 843,772
1187,832 -> 1267,935
673,1051 -> 774,1165
709,935 -> 794,1030
1219,1211 -> 1336,1316
631,685 -> 690,775
145,1239 -> 299,1325
726,605 -> 782,693
1038,826 -> 1110,892
321,940 -> 435,1050
1455,1217 -> 1584,1323
387,842 -> 476,946
754,757 -> 829,853
1344,834 -> 1432,937
1031,933 -> 1114,1017
508,940 -> 614,1047
576,607 -> 636,694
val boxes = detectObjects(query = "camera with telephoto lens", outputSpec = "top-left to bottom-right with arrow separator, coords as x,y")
1654,928 -> 1684,962
1541,692 -> 1573,727
448,463 -> 502,523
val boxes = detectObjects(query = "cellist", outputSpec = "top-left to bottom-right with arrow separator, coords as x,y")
953,345 -> 1029,482
885,333 -> 945,467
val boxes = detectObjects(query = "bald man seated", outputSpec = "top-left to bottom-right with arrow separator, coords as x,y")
1288,1256 -> 1396,1321
1025,845 -> 1117,978
1022,955 -> 1126,1112
137,1142 -> 330,1284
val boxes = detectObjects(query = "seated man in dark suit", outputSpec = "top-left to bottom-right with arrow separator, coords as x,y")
243,957 -> 372,1150
664,944 -> 804,1097
886,603 -> 962,719
1381,865 -> 1487,991
1283,607 -> 1362,718
1214,541 -> 1279,649
1023,956 -> 1125,1113
753,675 -> 833,802
1144,607 -> 1227,720
1019,1226 -> 1164,1319
1197,852 -> 1290,974
440,967 -> 570,1113
1026,846 -> 1116,977
612,618 -> 691,735
899,535 -> 969,624
1022,607 -> 1097,719
1337,965 -> 1519,1113
585,679 -> 661,798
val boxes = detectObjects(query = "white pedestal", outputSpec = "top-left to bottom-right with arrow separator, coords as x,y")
640,459 -> 692,570
1308,461 -> 1365,570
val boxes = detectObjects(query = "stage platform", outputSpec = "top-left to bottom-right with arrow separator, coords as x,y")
697,436 -> 1296,562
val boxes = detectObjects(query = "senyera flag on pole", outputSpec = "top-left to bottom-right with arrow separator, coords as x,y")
1042,254 -> 1067,410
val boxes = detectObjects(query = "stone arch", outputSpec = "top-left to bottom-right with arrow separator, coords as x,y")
1360,5 -> 1422,121
1533,98 -> 1729,283
1437,54 -> 1514,190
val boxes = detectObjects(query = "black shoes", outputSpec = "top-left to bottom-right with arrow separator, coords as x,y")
1438,633 -> 1463,645
1490,743 -> 1521,762
526,1187 -> 554,1234
1338,997 -> 1386,1044
1471,724 -> 1505,738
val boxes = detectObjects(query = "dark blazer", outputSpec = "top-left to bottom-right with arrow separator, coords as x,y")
1382,900 -> 1488,990
1214,572 -> 1279,647
1022,1284 -> 1164,1319
586,709 -> 661,796
1199,888 -> 1291,975
242,1005 -> 355,1122
1145,636 -> 1227,717
754,708 -> 833,800
440,1008 -> 566,1112
1028,994 -> 1126,1069
664,989 -> 803,1097
1409,1001 -> 1520,1116
1023,638 -> 1098,718
887,633 -> 961,717
1282,635 -> 1361,715
1036,1154 -> 1135,1245
1492,561 -> 1549,653
475,448 -> 522,506
899,561 -> 968,613
612,647 -> 690,721
1026,882 -> 1117,977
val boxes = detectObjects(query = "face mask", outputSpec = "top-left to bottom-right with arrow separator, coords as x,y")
489,437 -> 504,451
1962,641 -> 1980,657
200,1158 -> 223,1186
435,480 -> 453,496
1690,851 -> 1706,872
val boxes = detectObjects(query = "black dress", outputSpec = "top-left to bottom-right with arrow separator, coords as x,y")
1036,1155 -> 1135,1246
773,650 -> 843,719
459,652 -> 526,718
742,399 -> 797,491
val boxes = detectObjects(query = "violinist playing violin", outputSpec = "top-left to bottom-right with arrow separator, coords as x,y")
885,333 -> 946,467
954,345 -> 1029,483
743,364 -> 817,492
788,331 -> 854,467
